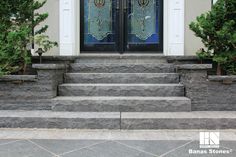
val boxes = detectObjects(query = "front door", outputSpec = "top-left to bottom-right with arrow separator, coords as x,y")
80,0 -> 163,52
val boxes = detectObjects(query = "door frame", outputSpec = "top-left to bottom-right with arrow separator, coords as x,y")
59,0 -> 185,56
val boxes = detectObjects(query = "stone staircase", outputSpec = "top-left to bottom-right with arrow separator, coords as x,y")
1,54 -> 236,129
57,54 -> 191,114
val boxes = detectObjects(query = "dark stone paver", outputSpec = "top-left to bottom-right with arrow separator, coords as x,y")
62,141 -> 156,157
222,141 -> 236,151
32,139 -> 104,155
0,140 -> 19,145
116,140 -> 189,156
0,140 -> 54,157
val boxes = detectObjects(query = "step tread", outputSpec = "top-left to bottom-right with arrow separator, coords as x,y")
59,83 -> 183,87
65,73 -> 178,75
53,96 -> 190,101
71,63 -> 173,65
122,112 -> 236,119
78,54 -> 165,57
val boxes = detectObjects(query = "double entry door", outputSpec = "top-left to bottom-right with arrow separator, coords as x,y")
80,0 -> 163,52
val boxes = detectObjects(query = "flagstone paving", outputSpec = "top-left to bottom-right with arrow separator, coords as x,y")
0,129 -> 235,157
0,139 -> 235,157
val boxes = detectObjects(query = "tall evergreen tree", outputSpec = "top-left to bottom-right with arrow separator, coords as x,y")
0,0 -> 55,75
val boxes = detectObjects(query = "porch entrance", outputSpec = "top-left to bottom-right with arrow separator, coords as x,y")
80,0 -> 163,52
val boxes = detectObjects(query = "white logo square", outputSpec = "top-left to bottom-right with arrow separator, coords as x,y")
200,132 -> 220,148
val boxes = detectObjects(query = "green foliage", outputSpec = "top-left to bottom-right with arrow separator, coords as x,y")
34,34 -> 58,52
213,51 -> 236,75
0,0 -> 56,75
0,24 -> 31,75
196,49 -> 212,60
189,0 -> 236,75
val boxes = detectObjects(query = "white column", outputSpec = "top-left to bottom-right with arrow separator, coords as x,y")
164,0 -> 185,56
59,0 -> 76,56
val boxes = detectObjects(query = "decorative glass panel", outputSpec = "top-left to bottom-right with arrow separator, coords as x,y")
84,0 -> 116,44
128,0 -> 159,44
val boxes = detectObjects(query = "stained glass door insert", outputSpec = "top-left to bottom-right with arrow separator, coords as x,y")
81,0 -> 118,51
80,0 -> 163,52
130,0 -> 156,40
88,0 -> 112,41
126,0 -> 162,51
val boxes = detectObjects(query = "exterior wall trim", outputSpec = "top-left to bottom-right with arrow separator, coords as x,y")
164,0 -> 185,56
59,0 -> 185,56
59,0 -> 76,56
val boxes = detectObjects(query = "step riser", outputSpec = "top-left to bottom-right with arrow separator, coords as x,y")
5,101 -> 236,112
1,110 -> 235,130
0,99 -> 191,112
0,101 -> 52,111
59,86 -> 185,97
1,118 -> 235,129
70,64 -> 175,73
0,118 -> 120,129
53,100 -> 191,112
121,119 -> 236,130
4,100 -> 236,112
64,74 -> 179,84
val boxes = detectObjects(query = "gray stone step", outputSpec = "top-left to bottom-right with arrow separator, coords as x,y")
52,96 -> 191,112
0,100 -> 53,111
0,111 -> 236,129
121,111 -> 236,129
0,97 -> 191,112
64,73 -> 179,84
0,111 -> 120,129
70,63 -> 175,73
58,84 -> 185,97
76,54 -> 167,64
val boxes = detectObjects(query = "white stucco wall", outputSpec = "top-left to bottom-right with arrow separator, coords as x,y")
184,0 -> 212,56
36,0 -> 60,56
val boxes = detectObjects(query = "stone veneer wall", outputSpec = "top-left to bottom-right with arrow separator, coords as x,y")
206,76 -> 236,111
0,64 -> 66,100
177,64 -> 236,111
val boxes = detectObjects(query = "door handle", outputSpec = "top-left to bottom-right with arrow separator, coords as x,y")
123,0 -> 128,12
116,0 -> 120,10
